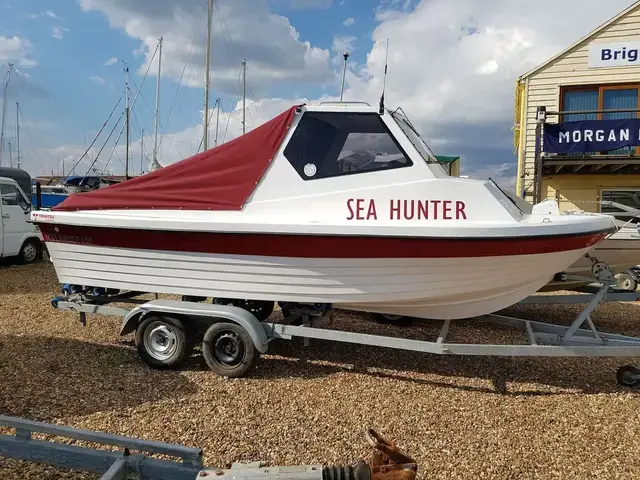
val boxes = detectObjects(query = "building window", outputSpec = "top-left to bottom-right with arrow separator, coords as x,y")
283,112 -> 412,180
561,85 -> 640,154
600,189 -> 640,224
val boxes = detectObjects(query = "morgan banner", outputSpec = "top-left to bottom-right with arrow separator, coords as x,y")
543,119 -> 640,154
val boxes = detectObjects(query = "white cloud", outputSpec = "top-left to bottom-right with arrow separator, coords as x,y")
52,27 -> 68,40
26,10 -> 60,20
332,35 -> 357,54
342,17 -> 355,27
31,0 -> 639,184
104,56 -> 118,66
0,36 -> 37,68
89,75 -> 107,85
78,0 -> 334,93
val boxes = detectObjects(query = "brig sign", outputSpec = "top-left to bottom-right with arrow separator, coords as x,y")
589,41 -> 640,68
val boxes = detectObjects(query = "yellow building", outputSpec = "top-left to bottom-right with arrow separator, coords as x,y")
435,155 -> 461,177
515,1 -> 640,219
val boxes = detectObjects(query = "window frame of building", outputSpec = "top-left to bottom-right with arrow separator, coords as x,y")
560,83 -> 640,155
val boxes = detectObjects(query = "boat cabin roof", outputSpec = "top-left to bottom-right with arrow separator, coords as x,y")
53,102 -> 443,212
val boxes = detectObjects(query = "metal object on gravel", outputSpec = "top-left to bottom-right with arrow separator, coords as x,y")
0,415 -> 416,480
197,428 -> 417,480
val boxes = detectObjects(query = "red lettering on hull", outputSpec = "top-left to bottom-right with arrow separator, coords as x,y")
346,199 -> 468,220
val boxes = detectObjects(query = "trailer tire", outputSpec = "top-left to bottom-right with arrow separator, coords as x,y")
202,321 -> 259,378
617,365 -> 640,388
135,315 -> 193,369
616,273 -> 637,291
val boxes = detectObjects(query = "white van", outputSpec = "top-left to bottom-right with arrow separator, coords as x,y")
0,175 -> 43,264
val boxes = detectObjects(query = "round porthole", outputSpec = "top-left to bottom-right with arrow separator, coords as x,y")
303,163 -> 317,177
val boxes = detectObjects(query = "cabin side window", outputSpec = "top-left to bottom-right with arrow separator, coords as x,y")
283,112 -> 413,180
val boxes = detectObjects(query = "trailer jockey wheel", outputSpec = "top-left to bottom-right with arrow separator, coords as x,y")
202,322 -> 260,378
616,272 -> 638,292
617,365 -> 640,388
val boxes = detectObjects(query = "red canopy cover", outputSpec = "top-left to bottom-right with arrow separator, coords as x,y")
54,105 -> 299,211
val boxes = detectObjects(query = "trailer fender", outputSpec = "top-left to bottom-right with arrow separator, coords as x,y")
118,300 -> 270,353
120,308 -> 146,336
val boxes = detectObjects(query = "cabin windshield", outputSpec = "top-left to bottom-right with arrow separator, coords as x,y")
389,109 -> 439,165
283,111 -> 413,180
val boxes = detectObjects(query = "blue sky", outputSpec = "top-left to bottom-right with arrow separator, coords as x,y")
0,0 -> 634,187
0,0 -> 389,176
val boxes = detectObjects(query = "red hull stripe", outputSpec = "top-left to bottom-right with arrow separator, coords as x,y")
37,224 -> 608,258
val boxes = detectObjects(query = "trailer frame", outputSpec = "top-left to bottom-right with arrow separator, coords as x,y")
52,274 -> 640,386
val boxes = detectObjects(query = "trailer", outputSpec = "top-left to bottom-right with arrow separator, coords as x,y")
49,264 -> 640,387
0,416 -> 417,480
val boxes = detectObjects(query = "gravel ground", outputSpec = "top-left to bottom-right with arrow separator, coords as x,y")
1,261 -> 640,479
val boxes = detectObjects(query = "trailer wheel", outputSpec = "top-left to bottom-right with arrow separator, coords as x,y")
616,273 -> 638,291
135,315 -> 193,369
617,365 -> 640,388
202,322 -> 259,378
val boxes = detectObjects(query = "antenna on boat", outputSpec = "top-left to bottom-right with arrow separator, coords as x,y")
378,38 -> 389,115
340,51 -> 349,102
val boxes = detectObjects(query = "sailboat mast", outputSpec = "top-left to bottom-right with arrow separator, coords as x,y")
0,62 -> 14,167
203,0 -> 213,151
8,142 -> 11,168
242,60 -> 246,135
141,128 -> 145,175
152,36 -> 163,170
124,65 -> 130,180
214,97 -> 220,146
16,102 -> 20,170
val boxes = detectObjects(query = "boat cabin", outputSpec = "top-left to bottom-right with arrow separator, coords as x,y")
50,102 -> 523,229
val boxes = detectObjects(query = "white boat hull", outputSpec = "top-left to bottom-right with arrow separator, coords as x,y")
47,241 -> 594,320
